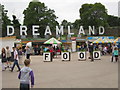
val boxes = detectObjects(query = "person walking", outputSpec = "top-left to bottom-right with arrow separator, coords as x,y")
1,48 -> 7,71
6,46 -> 12,69
18,48 -> 23,65
111,44 -> 116,62
98,44 -> 103,56
25,46 -> 31,59
89,43 -> 94,62
103,46 -> 108,55
113,47 -> 119,62
77,45 -> 80,51
11,47 -> 21,72
18,59 -> 34,90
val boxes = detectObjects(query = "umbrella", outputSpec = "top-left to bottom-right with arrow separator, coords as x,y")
103,38 -> 114,43
44,37 -> 62,44
26,42 -> 32,47
93,38 -> 114,43
93,38 -> 104,43
114,37 -> 120,43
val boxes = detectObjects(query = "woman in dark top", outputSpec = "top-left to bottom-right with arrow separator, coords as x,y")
1,48 -> 7,71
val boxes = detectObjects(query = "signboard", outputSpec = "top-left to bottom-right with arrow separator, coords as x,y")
78,52 -> 86,61
61,40 -> 67,43
62,52 -> 71,61
43,53 -> 52,62
0,37 -> 15,53
72,41 -> 76,52
71,37 -> 76,41
93,51 -> 101,60
87,36 -> 114,40
76,39 -> 86,41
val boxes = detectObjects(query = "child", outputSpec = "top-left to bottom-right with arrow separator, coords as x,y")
1,48 -> 7,71
18,59 -> 34,90
113,47 -> 119,62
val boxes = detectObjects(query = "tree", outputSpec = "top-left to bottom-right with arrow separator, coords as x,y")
79,3 -> 108,28
61,19 -> 72,29
23,0 -> 59,37
1,4 -> 11,37
73,19 -> 82,29
107,15 -> 120,27
12,15 -> 21,38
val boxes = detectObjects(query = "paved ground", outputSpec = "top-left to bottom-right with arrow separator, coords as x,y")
2,52 -> 118,88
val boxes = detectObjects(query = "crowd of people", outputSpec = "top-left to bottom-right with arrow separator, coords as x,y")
43,45 -> 62,58
77,43 -> 119,62
1,43 -> 119,71
1,46 -> 35,90
1,43 -> 119,89
1,46 -> 31,71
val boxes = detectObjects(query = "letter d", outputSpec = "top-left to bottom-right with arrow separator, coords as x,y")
99,26 -> 105,35
7,26 -> 14,36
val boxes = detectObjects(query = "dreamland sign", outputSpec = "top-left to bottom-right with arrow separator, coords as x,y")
6,25 -> 105,36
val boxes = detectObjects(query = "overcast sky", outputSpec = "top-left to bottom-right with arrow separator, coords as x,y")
1,0 -> 119,24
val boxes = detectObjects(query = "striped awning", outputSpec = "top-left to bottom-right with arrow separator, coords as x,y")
44,37 -> 62,44
93,38 -> 114,43
114,37 -> 120,43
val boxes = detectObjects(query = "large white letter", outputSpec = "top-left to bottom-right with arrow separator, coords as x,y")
44,26 -> 52,35
99,26 -> 105,35
56,26 -> 64,35
20,26 -> 27,35
89,26 -> 95,35
79,26 -> 85,35
68,26 -> 74,35
7,26 -> 14,36
32,25 -> 40,35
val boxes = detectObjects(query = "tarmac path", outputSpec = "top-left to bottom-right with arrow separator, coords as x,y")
2,52 -> 118,88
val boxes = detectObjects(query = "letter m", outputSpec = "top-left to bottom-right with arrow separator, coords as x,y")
56,26 -> 64,35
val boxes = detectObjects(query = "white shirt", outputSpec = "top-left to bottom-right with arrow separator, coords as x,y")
6,49 -> 11,58
14,50 -> 19,60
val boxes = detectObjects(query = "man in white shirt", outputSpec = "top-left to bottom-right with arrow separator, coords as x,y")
11,47 -> 21,72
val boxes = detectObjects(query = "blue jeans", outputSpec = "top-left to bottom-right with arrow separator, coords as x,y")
11,59 -> 21,71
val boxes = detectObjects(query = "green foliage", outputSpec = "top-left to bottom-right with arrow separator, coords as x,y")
79,3 -> 108,28
23,1 -> 59,37
12,15 -> 21,28
1,4 -> 11,37
73,19 -> 82,29
61,19 -> 72,29
107,15 -> 120,27
12,15 -> 21,38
